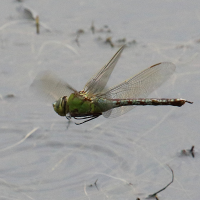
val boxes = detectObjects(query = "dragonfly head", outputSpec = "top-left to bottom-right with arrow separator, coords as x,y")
53,96 -> 69,116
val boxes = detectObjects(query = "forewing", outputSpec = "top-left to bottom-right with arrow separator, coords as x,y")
83,45 -> 125,98
31,71 -> 77,102
100,62 -> 176,118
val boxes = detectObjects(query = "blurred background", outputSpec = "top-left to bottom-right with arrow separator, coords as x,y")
0,0 -> 199,199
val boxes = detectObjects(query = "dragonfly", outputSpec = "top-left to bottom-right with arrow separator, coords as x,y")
31,45 -> 193,125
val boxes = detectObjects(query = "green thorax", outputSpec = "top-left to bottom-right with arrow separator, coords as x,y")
67,92 -> 102,116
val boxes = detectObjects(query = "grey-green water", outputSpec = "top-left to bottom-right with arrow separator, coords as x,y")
0,0 -> 199,199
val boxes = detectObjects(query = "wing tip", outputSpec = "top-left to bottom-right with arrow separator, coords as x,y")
150,62 -> 176,71
150,63 -> 162,68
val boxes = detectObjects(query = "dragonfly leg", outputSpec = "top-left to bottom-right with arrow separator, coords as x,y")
66,119 -> 72,129
74,116 -> 94,120
66,114 -> 71,120
75,115 -> 100,125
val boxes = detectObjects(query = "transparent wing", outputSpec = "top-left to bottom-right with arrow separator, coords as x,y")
99,62 -> 176,118
83,45 -> 125,98
30,70 -> 77,102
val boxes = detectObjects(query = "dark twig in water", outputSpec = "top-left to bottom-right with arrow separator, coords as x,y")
146,165 -> 174,200
105,37 -> 114,48
181,145 -> 195,158
190,146 -> 195,158
94,179 -> 98,190
89,179 -> 99,190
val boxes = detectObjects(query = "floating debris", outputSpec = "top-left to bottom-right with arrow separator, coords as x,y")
18,5 -> 39,33
96,25 -> 111,33
88,179 -> 98,190
105,37 -> 114,47
74,22 -> 137,48
90,22 -> 111,34
17,5 -> 51,33
181,145 -> 195,158
23,5 -> 40,34
146,166 -> 174,200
